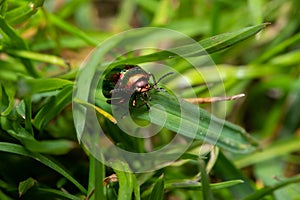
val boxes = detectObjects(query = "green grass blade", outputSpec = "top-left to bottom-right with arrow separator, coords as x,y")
37,188 -> 82,200
5,0 -> 44,25
0,16 -> 39,77
199,23 -> 268,55
148,176 -> 164,200
18,78 -> 73,96
0,142 -> 87,193
0,82 -> 15,116
133,91 -> 258,153
18,177 -> 37,197
112,161 -> 136,200
7,128 -> 76,155
244,174 -> 300,200
255,32 -> 300,64
5,49 -> 68,67
33,85 -> 73,129
165,179 -> 244,190
112,24 -> 268,65
23,96 -> 33,134
87,155 -> 105,200
48,13 -> 99,46
199,160 -> 214,200
214,152 -> 255,199
0,190 -> 14,200
235,137 -> 300,168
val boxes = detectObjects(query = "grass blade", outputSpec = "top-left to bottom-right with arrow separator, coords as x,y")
199,160 -> 214,200
133,91 -> 258,153
149,176 -> 164,200
244,174 -> 300,200
33,85 -> 73,129
214,152 -> 255,199
18,78 -> 73,96
112,24 -> 268,65
0,16 -> 39,77
0,142 -> 87,193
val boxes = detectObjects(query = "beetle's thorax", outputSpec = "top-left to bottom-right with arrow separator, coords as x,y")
121,73 -> 150,91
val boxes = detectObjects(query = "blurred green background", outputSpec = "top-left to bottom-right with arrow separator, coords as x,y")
0,0 -> 299,199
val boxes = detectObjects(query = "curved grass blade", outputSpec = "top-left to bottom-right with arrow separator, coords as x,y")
37,188 -> 82,200
235,136 -> 300,168
214,152 -> 255,199
0,16 -> 39,77
48,13 -> 99,46
5,0 -> 44,25
111,23 -> 268,66
1,82 -> 15,116
165,179 -> 244,190
7,129 -> 76,155
18,78 -> 73,96
74,98 -> 117,124
112,161 -> 140,200
33,85 -> 73,129
0,142 -> 87,193
132,91 -> 258,153
18,177 -> 37,197
87,155 -> 105,200
244,174 -> 300,200
149,176 -> 164,200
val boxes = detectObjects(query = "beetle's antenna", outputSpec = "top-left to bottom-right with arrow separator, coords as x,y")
156,72 -> 174,84
149,72 -> 157,85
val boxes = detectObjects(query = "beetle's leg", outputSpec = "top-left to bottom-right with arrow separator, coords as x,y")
132,92 -> 137,107
133,93 -> 151,110
141,93 -> 151,109
139,95 -> 150,109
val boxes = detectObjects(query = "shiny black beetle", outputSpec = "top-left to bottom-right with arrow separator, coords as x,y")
102,64 -> 172,109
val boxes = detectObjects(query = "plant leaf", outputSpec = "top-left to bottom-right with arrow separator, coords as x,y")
0,16 -> 39,77
235,137 -> 300,168
111,23 -> 268,66
165,179 -> 244,190
214,152 -> 255,199
18,78 -> 73,96
149,176 -> 164,200
7,128 -> 76,155
87,155 -> 105,200
244,174 -> 300,200
112,161 -> 139,200
37,187 -> 82,200
18,177 -> 37,197
0,142 -> 87,193
199,160 -> 214,200
5,0 -> 44,25
33,85 -> 73,129
132,91 -> 259,153
0,82 -> 15,116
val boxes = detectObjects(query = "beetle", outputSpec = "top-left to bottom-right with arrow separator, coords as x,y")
102,64 -> 173,109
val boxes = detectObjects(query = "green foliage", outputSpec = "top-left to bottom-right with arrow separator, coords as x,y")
0,0 -> 299,199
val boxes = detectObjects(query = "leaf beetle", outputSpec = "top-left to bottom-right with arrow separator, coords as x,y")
102,64 -> 173,109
